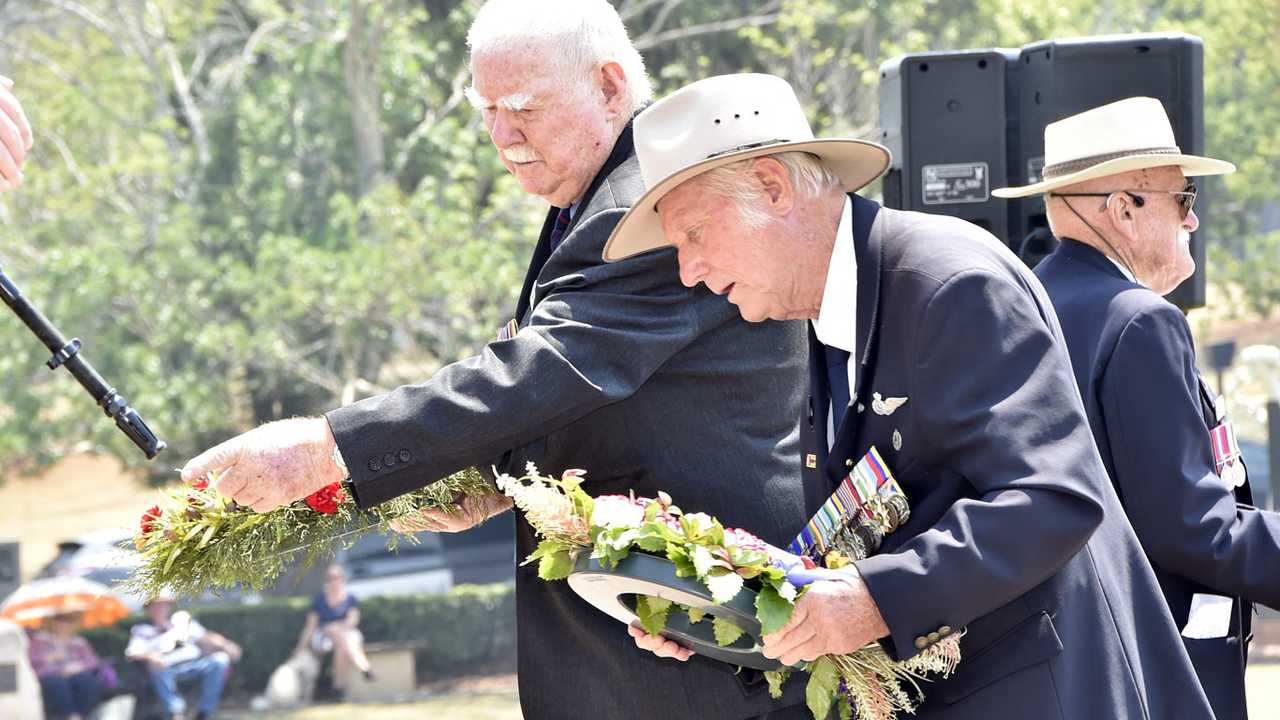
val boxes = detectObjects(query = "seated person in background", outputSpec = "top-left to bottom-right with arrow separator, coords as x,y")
125,593 -> 241,720
293,564 -> 373,697
27,609 -> 108,720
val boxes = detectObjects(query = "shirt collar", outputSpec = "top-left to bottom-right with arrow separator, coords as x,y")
811,196 -> 857,353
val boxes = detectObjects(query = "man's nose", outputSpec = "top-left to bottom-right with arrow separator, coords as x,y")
677,248 -> 707,288
490,109 -> 524,148
1183,208 -> 1200,232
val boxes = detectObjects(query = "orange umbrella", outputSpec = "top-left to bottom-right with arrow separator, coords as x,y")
0,576 -> 130,629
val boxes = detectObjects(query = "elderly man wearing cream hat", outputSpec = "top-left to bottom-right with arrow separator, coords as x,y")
995,96 -> 1280,720
607,74 -> 1216,719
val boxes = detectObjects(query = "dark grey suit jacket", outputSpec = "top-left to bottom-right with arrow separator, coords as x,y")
1038,238 -> 1280,720
801,195 -> 1215,719
327,124 -> 811,718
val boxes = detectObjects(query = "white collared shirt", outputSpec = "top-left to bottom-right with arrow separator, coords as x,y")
810,197 -> 857,448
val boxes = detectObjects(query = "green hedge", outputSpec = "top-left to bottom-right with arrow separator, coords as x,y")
82,583 -> 516,699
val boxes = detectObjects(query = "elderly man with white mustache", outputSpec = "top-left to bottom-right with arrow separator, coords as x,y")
182,2 -> 812,718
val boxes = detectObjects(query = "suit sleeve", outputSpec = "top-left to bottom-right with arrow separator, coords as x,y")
326,207 -> 728,507
1101,303 -> 1280,607
855,270 -> 1106,660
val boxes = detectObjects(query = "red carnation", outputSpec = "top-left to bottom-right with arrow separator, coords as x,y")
190,476 -> 210,491
140,505 -> 163,535
304,482 -> 346,514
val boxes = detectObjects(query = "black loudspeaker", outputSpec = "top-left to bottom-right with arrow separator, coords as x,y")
880,49 -> 1019,239
0,542 -> 17,602
879,33 -> 1207,310
1016,33 -> 1205,308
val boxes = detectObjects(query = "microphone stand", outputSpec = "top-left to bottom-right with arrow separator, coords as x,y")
0,262 -> 166,458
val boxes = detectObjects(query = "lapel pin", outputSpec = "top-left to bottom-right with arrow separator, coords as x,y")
805,453 -> 818,469
872,392 -> 908,416
892,429 -> 903,452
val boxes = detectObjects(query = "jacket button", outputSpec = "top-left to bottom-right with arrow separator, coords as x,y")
368,458 -> 381,472
914,636 -> 928,650
398,449 -> 411,463
382,452 -> 396,467
845,459 -> 854,468
927,632 -> 941,644
939,625 -> 953,637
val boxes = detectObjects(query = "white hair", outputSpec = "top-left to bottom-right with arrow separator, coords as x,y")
693,152 -> 844,228
467,0 -> 653,116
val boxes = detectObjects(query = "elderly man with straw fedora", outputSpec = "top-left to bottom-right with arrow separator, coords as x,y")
608,74 -> 1216,719
995,96 -> 1280,720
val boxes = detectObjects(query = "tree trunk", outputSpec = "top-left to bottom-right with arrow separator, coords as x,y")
343,0 -> 385,197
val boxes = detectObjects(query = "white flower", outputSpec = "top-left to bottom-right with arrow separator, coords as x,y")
590,495 -> 646,529
525,461 -> 540,476
494,472 -> 518,494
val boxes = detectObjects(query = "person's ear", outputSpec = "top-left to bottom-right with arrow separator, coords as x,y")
1103,191 -> 1139,242
752,157 -> 796,216
598,62 -> 628,120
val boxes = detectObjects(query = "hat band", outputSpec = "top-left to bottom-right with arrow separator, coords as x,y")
705,138 -> 791,160
1042,146 -> 1181,179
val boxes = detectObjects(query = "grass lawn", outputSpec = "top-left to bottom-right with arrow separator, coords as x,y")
223,691 -> 522,720
215,663 -> 1279,719
1248,663 -> 1280,717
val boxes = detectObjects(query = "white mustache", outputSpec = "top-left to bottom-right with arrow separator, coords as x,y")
503,145 -> 542,164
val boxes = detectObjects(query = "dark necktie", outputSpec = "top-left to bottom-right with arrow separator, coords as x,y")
825,344 -> 852,431
548,206 -> 572,250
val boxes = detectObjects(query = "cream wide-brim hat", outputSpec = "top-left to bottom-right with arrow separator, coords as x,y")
603,74 -> 891,262
992,96 -> 1234,198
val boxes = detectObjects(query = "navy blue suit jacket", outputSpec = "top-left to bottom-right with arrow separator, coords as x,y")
801,196 -> 1215,719
1037,237 -> 1280,720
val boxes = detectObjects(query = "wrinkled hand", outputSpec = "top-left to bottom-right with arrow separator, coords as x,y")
628,622 -> 693,662
0,76 -> 33,193
180,417 -> 343,512
761,569 -> 889,667
389,492 -> 513,533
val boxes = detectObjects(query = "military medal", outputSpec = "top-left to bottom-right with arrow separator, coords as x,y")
1209,420 -> 1247,488
788,446 -> 911,565
496,318 -> 519,342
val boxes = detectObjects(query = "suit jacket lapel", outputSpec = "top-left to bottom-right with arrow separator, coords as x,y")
825,194 -> 883,477
514,209 -> 560,322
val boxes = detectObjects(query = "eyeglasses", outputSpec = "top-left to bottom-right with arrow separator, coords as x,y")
1051,181 -> 1197,220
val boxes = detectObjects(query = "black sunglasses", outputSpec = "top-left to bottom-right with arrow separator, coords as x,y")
1051,180 -> 1197,219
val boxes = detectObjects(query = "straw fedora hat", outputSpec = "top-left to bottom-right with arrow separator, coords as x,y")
603,73 -> 891,262
992,96 -> 1234,198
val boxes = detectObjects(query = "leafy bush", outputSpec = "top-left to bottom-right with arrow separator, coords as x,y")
82,583 -> 515,699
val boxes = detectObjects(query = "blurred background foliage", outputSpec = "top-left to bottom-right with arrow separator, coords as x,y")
0,0 -> 1274,480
